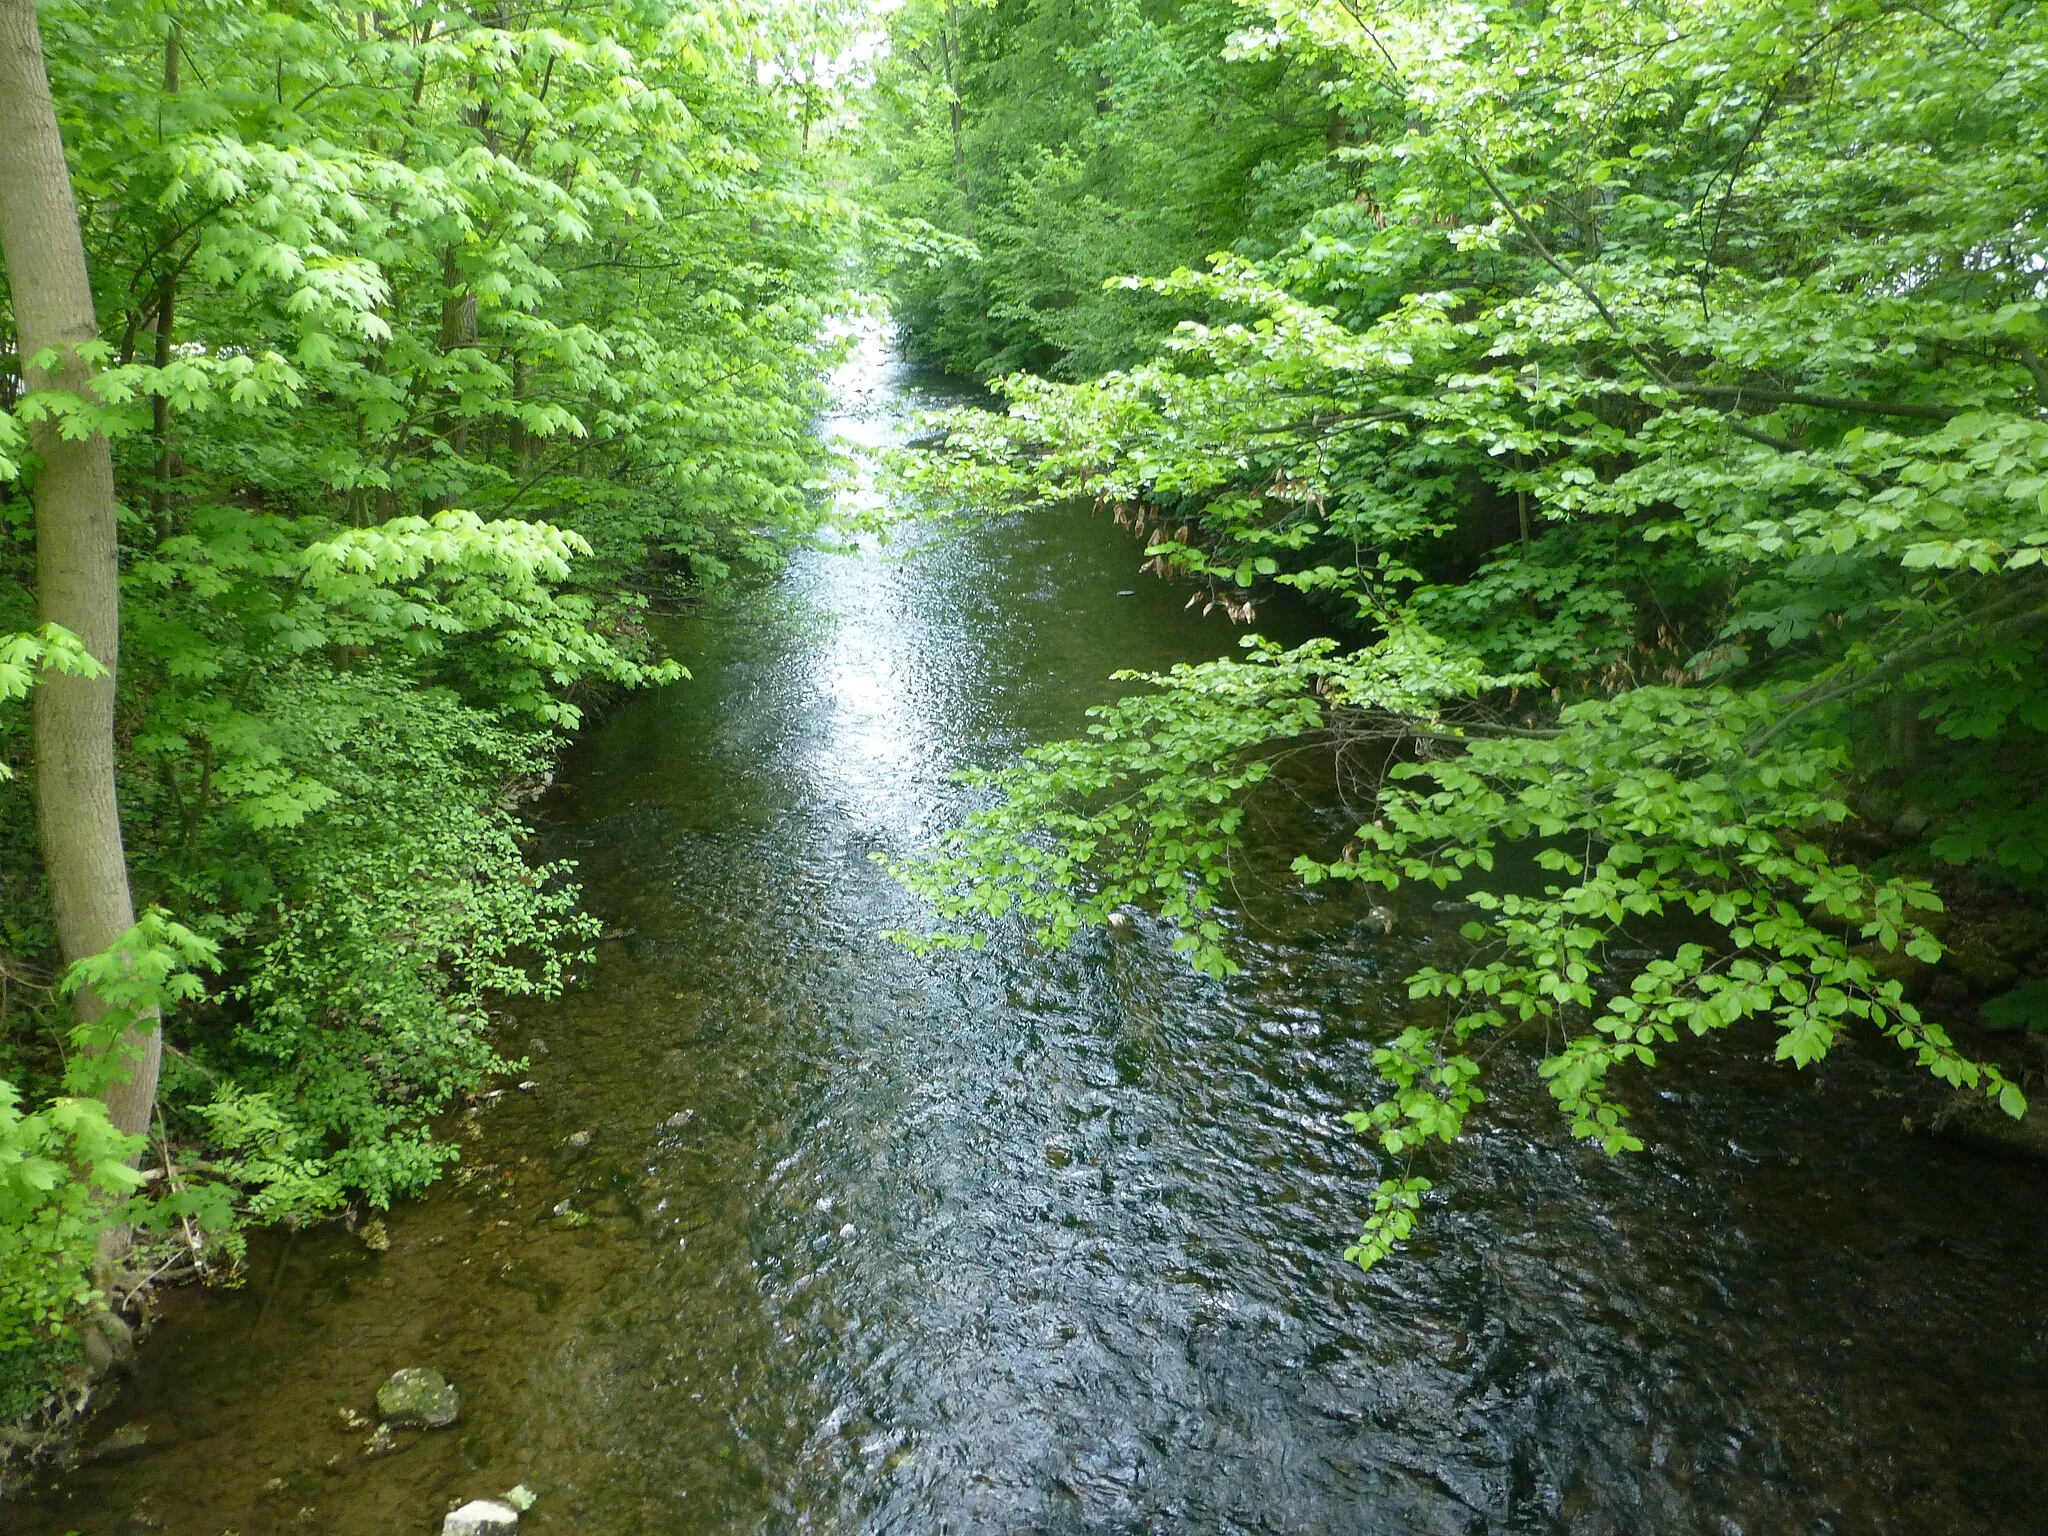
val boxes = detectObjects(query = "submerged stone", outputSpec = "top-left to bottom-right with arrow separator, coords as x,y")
87,1422 -> 151,1462
376,1367 -> 459,1428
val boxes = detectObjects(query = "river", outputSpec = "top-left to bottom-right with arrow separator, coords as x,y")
16,326 -> 2048,1535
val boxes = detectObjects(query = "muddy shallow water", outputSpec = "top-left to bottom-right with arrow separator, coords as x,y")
16,332 -> 2048,1535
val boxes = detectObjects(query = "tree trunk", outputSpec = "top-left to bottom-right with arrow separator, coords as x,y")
0,0 -> 157,1142
438,244 -> 476,470
151,273 -> 175,534
939,3 -> 972,239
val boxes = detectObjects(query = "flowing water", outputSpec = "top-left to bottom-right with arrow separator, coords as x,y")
17,330 -> 2048,1536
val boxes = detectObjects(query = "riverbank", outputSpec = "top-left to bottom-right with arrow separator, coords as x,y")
0,322 -> 918,1503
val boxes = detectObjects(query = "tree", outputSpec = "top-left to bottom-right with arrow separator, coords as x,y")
862,0 -> 1349,376
0,1 -> 861,1418
0,0 -> 155,1145
883,0 -> 2048,1267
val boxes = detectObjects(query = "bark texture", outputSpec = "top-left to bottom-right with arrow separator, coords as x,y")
0,0 -> 157,1139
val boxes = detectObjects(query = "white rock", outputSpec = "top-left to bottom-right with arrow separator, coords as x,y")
443,1498 -> 520,1535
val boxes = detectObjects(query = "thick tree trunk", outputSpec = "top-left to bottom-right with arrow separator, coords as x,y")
0,0 -> 157,1141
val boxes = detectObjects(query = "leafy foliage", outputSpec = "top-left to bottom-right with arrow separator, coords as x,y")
0,1085 -> 143,1359
0,914 -> 215,1381
880,0 -> 2048,1265
1,0 -> 860,1400
860,0 -> 1352,376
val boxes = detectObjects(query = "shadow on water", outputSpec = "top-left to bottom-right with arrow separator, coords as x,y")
16,326 -> 2048,1535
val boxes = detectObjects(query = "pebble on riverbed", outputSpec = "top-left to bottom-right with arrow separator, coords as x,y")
376,1367 -> 460,1429
442,1497 -> 520,1535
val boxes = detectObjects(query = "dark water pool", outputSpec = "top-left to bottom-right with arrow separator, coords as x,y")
16,328 -> 2048,1536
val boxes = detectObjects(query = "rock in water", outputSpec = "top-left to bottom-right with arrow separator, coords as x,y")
376,1367 -> 460,1428
82,1311 -> 136,1380
443,1498 -> 520,1535
86,1423 -> 151,1462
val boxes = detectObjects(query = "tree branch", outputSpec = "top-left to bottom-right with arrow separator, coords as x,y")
1744,583 -> 2048,752
1670,384 -> 1962,422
